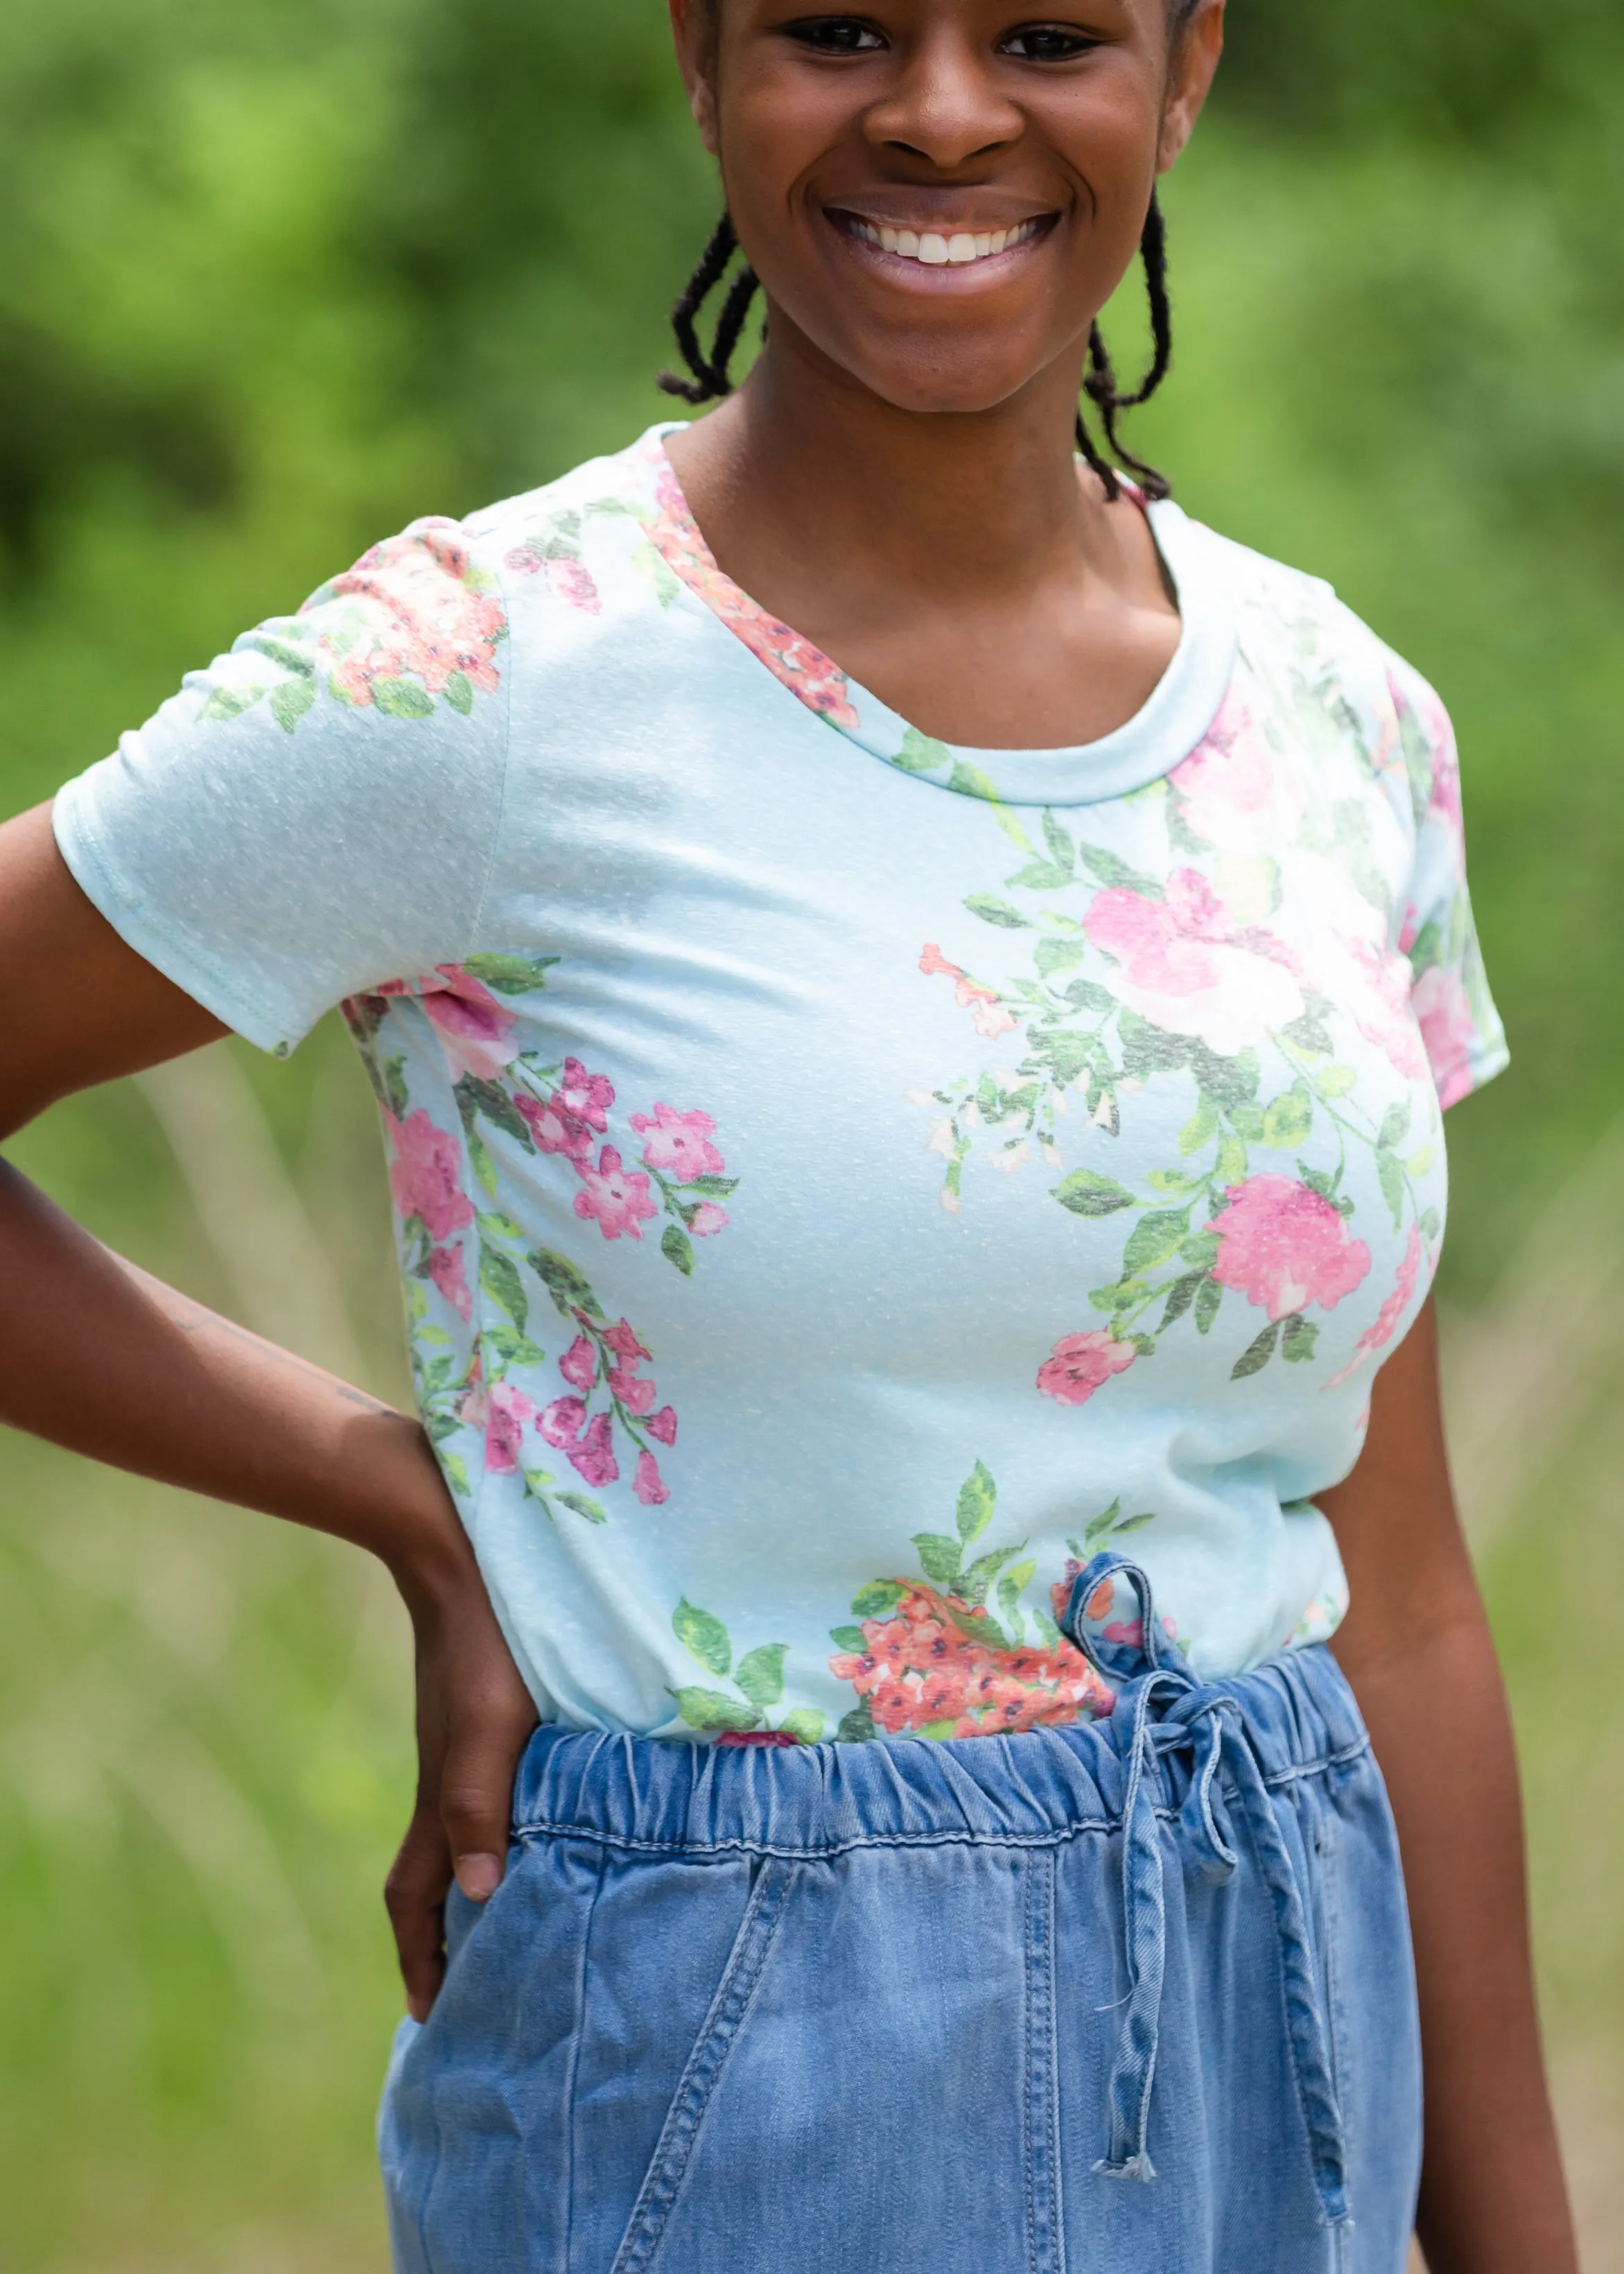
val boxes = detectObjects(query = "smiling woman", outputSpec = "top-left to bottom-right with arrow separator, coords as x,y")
0,3 -> 1578,2272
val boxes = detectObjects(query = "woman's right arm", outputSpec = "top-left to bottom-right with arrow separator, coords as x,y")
0,800 -> 537,2017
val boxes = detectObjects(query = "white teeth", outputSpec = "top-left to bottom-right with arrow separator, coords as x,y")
848,216 -> 1041,267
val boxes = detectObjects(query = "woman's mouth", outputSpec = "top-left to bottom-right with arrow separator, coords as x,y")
831,212 -> 1053,268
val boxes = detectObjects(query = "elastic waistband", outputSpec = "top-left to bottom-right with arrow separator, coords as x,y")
512,1643 -> 1368,1860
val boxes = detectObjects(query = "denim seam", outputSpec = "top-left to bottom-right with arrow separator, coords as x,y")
558,1844 -> 607,2274
512,1737 -> 1371,1861
1024,1847 -> 1067,2274
606,1855 -> 797,2274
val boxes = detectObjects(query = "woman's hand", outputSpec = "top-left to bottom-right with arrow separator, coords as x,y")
385,1536 -> 541,2020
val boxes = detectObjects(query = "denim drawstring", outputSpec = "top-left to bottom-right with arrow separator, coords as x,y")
1063,1556 -> 1352,2230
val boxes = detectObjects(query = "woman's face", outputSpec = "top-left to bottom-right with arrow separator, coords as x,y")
671,0 -> 1223,419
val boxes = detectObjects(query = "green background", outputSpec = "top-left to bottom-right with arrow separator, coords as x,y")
1,3 -> 1622,2264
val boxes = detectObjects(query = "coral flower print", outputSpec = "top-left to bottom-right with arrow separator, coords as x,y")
573,1145 -> 659,1241
484,1382 -> 536,1477
322,522 -> 505,713
631,1102 -> 725,1180
387,1110 -> 475,1242
920,943 -> 1020,1039
1209,1176 -> 1372,1323
1038,1331 -> 1138,1407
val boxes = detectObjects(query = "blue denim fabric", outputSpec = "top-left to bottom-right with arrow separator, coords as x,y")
380,1559 -> 1421,2273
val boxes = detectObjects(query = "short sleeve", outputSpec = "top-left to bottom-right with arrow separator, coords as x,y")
1384,651 -> 1509,1110
53,519 -> 513,1056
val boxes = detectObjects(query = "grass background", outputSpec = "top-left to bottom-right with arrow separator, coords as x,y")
1,1 -> 1621,2264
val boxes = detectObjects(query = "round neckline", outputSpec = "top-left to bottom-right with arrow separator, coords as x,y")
634,424 -> 1238,810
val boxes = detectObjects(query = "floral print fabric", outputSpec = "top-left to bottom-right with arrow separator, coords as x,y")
53,424 -> 1507,1737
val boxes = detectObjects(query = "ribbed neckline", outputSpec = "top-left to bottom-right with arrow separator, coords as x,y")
634,424 -> 1237,810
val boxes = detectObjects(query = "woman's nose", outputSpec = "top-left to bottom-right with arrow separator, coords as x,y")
860,26 -> 1024,170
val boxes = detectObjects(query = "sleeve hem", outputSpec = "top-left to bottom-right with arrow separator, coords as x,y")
1438,1039 -> 1510,1112
53,779 -> 311,1057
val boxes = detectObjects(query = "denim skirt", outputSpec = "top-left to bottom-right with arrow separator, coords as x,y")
379,1567 -> 1421,2274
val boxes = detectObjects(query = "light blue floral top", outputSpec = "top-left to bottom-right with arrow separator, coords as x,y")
53,425 -> 1507,1742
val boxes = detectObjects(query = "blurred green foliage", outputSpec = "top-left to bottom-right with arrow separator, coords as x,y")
1,3 -> 1622,2266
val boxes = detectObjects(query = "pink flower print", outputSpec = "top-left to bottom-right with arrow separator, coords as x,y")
602,1317 -> 652,1364
633,1449 -> 670,1507
569,1410 -> 619,1488
545,555 -> 601,614
1169,688 -> 1304,856
1037,1330 -> 1138,1407
558,1059 -> 615,1134
427,1242 -> 473,1323
647,1406 -> 678,1447
1329,935 -> 1427,1082
1325,1223 -> 1426,1389
630,1102 -> 725,1180
484,1382 -> 536,1477
918,944 -> 1021,1041
559,1335 -> 597,1392
516,1093 -> 594,1161
572,1146 -> 658,1241
418,969 -> 519,1082
322,522 -> 505,710
1083,874 -> 1303,1057
539,1396 -> 588,1450
1208,1174 -> 1373,1322
688,1202 -> 729,1237
609,1364 -> 656,1416
388,1110 -> 475,1242
1411,964 -> 1477,1108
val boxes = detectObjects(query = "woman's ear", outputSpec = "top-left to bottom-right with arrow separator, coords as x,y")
668,0 -> 722,157
1158,0 -> 1225,175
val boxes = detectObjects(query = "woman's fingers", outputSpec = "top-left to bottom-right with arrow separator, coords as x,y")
385,1803 -> 453,2022
439,1679 -> 538,1904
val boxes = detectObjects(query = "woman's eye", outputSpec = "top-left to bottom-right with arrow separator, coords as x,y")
784,17 -> 888,53
999,24 -> 1100,60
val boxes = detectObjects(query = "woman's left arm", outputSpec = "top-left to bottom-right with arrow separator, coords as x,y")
1320,1296 -> 1577,2274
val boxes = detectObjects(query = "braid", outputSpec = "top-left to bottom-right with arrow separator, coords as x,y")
1079,191 -> 1175,501
658,213 -> 762,404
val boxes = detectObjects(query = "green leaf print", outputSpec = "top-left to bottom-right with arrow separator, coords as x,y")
962,1543 -> 1025,1607
779,1710 -> 828,1746
1007,860 -> 1074,894
672,1688 -> 761,1735
1084,1499 -> 1124,1545
530,1248 -> 606,1320
896,726 -> 951,774
1377,1148 -> 1406,1228
1033,935 -> 1088,979
468,1126 -> 498,1197
1076,844 -> 1163,896
1232,1321 -> 1282,1380
441,1453 -> 470,1497
955,1460 -> 997,1545
1124,1208 -> 1191,1277
383,1055 -> 410,1120
1159,1271 -> 1207,1330
552,1491 -> 608,1525
852,1581 -> 906,1620
269,678 -> 317,734
837,1701 -> 878,1744
479,1244 -> 528,1333
463,953 -> 560,995
1195,1278 -> 1223,1335
1179,1097 -> 1221,1156
998,1559 -> 1038,1635
456,1075 -> 534,1151
443,670 -> 473,716
1059,977 -> 1116,1014
912,1534 -> 965,1588
673,1597 -> 732,1678
661,1223 -> 695,1276
963,894 -> 1033,930
369,675 -> 436,720
1041,810 -> 1076,872
200,681 -> 268,723
1189,1042 -> 1261,1109
1053,1170 -> 1135,1217
1378,1101 -> 1413,1154
685,1174 -> 739,1199
734,1645 -> 788,1712
1282,1314 -> 1320,1364
830,1626 -> 868,1654
1112,1511 -> 1158,1536
1119,1012 -> 1191,1077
